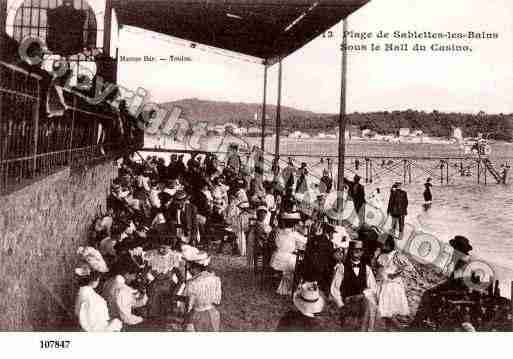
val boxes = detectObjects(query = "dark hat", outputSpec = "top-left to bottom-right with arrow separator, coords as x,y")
112,254 -> 140,275
349,240 -> 364,250
323,223 -> 338,234
449,235 -> 473,255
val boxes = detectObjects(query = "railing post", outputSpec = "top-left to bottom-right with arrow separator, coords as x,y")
403,159 -> 407,184
69,97 -> 76,165
477,159 -> 480,184
33,81 -> 40,178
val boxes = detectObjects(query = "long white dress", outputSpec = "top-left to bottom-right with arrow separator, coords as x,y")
75,286 -> 122,332
376,250 -> 410,318
270,228 -> 307,295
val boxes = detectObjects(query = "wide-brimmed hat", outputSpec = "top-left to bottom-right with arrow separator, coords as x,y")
293,282 -> 325,315
182,245 -> 211,266
77,246 -> 109,273
238,201 -> 250,209
174,190 -> 189,201
256,205 -> 268,213
281,212 -> 301,221
449,235 -> 473,255
75,264 -> 92,277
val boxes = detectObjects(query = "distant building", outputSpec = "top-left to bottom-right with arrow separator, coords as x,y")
399,128 -> 410,137
247,127 -> 260,135
453,127 -> 463,141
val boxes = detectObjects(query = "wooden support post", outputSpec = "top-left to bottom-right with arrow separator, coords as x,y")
445,160 -> 449,184
477,160 -> 481,184
0,0 -> 6,62
440,161 -> 444,185
261,64 -> 268,152
337,18 -> 349,212
103,0 -> 113,57
403,159 -> 407,184
369,159 -> 373,183
365,158 -> 368,183
484,161 -> 487,185
274,59 -> 283,163
408,161 -> 412,184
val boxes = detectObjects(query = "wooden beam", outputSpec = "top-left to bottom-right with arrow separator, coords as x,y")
337,18 -> 348,211
103,0 -> 113,57
261,64 -> 268,151
0,0 -> 7,61
274,59 -> 283,162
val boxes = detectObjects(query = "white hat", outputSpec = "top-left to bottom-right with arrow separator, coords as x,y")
293,282 -> 325,315
77,246 -> 109,273
238,201 -> 250,209
256,205 -> 268,212
182,245 -> 211,266
74,264 -> 92,277
281,212 -> 301,221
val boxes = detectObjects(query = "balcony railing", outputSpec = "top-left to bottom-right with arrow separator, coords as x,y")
0,61 -> 142,196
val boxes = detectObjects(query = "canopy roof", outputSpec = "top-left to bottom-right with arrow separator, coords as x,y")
113,0 -> 370,65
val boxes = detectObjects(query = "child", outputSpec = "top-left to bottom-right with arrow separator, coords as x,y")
376,235 -> 410,330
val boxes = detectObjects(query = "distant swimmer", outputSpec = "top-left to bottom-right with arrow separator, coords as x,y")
423,178 -> 433,211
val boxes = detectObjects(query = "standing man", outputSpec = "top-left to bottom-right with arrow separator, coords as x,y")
350,175 -> 366,226
330,240 -> 377,331
387,182 -> 408,239
166,190 -> 200,246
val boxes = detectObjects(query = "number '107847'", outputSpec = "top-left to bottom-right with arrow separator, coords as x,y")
40,340 -> 71,349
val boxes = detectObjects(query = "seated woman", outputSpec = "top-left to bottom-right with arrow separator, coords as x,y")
182,251 -> 222,331
270,212 -> 307,296
74,267 -> 122,332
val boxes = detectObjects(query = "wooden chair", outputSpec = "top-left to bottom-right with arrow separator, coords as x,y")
291,249 -> 306,299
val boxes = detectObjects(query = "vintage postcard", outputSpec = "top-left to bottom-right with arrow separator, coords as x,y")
1,0 -> 513,350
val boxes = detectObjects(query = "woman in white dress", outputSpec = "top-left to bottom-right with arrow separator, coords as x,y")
375,235 -> 410,330
270,212 -> 307,295
74,269 -> 122,332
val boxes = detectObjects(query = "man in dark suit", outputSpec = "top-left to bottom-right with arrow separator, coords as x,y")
387,182 -> 408,239
165,190 -> 199,246
350,175 -> 366,226
302,223 -> 336,295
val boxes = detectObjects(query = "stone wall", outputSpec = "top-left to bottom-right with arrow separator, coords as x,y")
0,161 -> 117,331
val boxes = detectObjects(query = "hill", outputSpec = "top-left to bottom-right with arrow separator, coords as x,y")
159,98 -> 513,141
160,98 -> 331,127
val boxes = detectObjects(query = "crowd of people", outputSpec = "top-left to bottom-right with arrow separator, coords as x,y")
72,148 -> 511,332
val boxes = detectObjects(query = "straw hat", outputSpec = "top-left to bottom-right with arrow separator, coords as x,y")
182,245 -> 211,266
293,282 -> 325,315
238,201 -> 250,209
281,212 -> 301,221
256,205 -> 268,213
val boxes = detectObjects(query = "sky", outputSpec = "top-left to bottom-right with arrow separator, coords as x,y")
117,0 -> 513,115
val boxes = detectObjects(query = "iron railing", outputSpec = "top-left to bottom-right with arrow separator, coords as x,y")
0,61 -> 141,195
